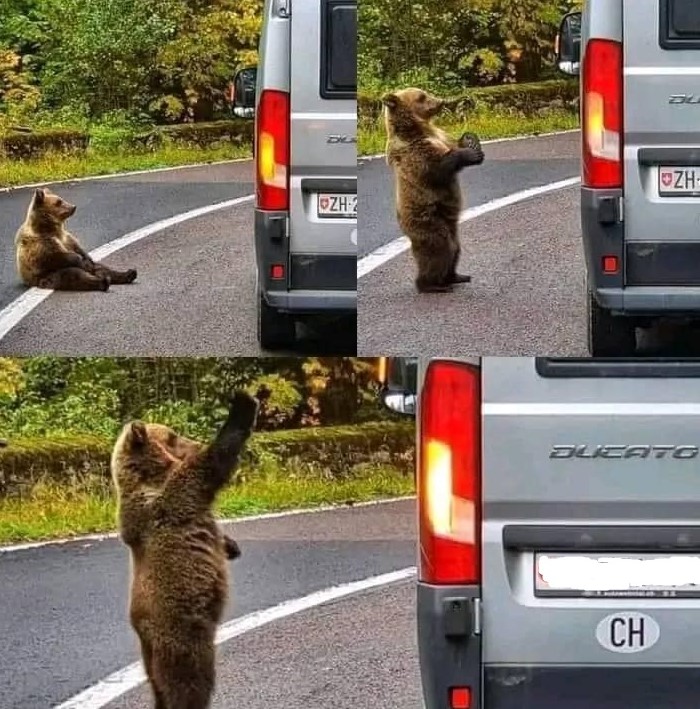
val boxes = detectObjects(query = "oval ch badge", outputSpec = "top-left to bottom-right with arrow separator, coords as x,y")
595,612 -> 660,654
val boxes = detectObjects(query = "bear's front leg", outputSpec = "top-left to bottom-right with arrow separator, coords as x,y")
204,391 -> 259,492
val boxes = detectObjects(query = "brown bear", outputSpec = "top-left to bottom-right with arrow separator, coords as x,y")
382,87 -> 485,293
15,188 -> 138,291
111,391 -> 259,709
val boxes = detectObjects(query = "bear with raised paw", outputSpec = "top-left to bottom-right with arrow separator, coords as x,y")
111,391 -> 259,709
383,87 -> 484,293
15,188 -> 137,292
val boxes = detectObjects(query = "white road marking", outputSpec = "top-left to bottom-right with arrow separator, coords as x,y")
54,566 -> 417,709
358,128 -> 580,162
0,496 -> 415,554
357,176 -> 581,278
0,158 -> 252,194
0,195 -> 254,342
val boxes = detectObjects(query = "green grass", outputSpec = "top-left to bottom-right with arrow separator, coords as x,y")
358,110 -> 580,156
0,143 -> 252,188
0,466 -> 415,545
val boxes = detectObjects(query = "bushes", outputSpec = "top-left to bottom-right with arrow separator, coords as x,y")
160,120 -> 254,148
0,128 -> 91,159
0,421 -> 415,497
0,119 -> 254,160
358,79 -> 580,126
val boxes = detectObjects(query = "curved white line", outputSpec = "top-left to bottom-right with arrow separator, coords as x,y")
357,176 -> 581,278
54,566 -> 417,709
0,195 -> 254,342
0,496 -> 415,554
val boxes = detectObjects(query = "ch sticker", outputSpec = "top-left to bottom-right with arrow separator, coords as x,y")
595,612 -> 660,654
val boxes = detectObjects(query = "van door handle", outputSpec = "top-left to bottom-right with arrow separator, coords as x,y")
503,524 -> 700,551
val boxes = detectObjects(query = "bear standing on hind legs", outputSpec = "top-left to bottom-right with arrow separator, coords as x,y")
382,88 -> 485,293
111,391 -> 259,709
15,188 -> 137,291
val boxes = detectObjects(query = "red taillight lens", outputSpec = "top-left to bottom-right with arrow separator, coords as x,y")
582,39 -> 623,189
256,89 -> 290,211
270,264 -> 285,280
418,360 -> 481,585
602,255 -> 619,274
450,687 -> 472,709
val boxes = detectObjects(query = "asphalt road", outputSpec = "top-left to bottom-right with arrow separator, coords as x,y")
358,132 -> 583,356
357,131 -> 580,259
0,162 -> 356,355
359,130 -> 700,356
0,499 -> 418,709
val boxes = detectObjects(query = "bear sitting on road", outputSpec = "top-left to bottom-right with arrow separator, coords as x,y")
383,87 -> 484,293
111,391 -> 258,709
15,188 -> 137,291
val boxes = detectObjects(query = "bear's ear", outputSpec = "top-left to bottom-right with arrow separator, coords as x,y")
129,421 -> 147,446
381,93 -> 398,109
34,188 -> 45,205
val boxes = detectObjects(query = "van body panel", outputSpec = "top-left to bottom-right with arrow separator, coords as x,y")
289,0 -> 356,257
414,356 -> 700,708
624,0 -> 700,251
482,356 -> 700,667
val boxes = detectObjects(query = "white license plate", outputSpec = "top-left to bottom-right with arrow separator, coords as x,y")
535,553 -> 700,598
659,167 -> 700,196
317,193 -> 357,219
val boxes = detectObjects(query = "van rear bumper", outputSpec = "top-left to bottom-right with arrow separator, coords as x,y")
595,286 -> 700,314
264,290 -> 355,312
417,582 -> 482,709
484,665 -> 700,708
255,209 -> 356,314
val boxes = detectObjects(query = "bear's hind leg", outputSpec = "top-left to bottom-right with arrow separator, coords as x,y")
92,264 -> 138,285
413,241 -> 453,293
138,635 -> 167,709
447,234 -> 471,285
154,640 -> 215,709
38,267 -> 110,292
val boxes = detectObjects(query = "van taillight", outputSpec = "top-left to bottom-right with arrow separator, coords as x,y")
256,89 -> 290,211
582,39 -> 623,189
418,360 -> 481,585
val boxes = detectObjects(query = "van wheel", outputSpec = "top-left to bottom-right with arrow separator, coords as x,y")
587,289 -> 637,356
258,291 -> 296,351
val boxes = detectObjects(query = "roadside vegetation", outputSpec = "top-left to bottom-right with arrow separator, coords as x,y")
358,0 -> 582,155
0,357 -> 415,544
0,1 -> 262,186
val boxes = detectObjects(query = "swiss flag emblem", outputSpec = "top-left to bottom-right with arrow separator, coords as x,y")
320,196 -> 330,210
661,171 -> 673,187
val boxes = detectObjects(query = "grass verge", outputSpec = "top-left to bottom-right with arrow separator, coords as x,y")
0,466 -> 415,545
0,143 -> 251,188
358,110 -> 580,156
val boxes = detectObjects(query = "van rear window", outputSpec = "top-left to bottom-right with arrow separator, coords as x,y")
320,0 -> 356,99
660,0 -> 700,49
536,358 -> 700,378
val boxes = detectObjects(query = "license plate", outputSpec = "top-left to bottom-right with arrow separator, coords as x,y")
659,167 -> 700,196
317,193 -> 357,219
535,553 -> 700,598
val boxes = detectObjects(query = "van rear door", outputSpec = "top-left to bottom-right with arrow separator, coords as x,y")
624,0 -> 700,285
288,0 -> 356,274
482,357 -> 700,708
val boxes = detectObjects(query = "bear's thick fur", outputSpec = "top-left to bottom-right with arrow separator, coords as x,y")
383,88 -> 484,292
15,188 -> 137,291
111,391 -> 259,709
